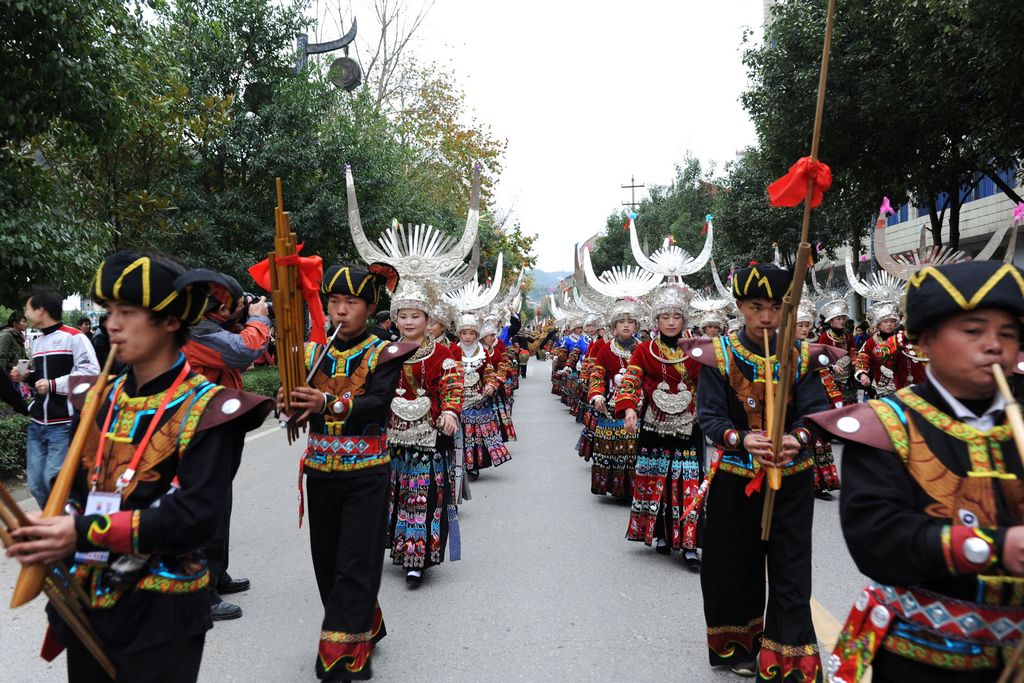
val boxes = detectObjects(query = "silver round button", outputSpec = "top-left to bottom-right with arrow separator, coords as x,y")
963,536 -> 991,565
73,382 -> 91,395
818,353 -> 830,365
870,605 -> 891,628
836,416 -> 860,434
691,347 -> 703,357
220,398 -> 241,415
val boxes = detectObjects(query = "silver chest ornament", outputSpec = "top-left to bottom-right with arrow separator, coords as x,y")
389,387 -> 436,448
645,381 -> 696,437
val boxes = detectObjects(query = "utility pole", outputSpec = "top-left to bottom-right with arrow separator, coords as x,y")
621,175 -> 645,212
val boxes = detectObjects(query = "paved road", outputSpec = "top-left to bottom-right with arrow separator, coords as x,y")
0,359 -> 868,681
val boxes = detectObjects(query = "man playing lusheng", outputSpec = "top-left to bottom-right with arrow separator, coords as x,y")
278,263 -> 416,681
684,263 -> 841,681
809,260 -> 1024,683
5,251 -> 272,682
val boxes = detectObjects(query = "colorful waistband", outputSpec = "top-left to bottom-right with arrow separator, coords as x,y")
305,434 -> 390,473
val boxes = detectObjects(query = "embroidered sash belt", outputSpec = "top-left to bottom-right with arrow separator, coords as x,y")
829,582 -> 1024,682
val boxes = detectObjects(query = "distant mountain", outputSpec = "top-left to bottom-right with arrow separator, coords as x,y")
527,269 -> 572,301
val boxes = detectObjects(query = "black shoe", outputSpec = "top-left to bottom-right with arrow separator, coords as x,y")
655,541 -> 670,556
217,574 -> 250,595
211,600 -> 243,621
684,551 -> 701,572
729,660 -> 757,677
406,570 -> 423,587
468,469 -> 479,480
816,491 -> 834,501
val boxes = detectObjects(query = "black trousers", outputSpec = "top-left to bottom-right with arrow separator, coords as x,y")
307,471 -> 389,681
204,484 -> 231,598
66,632 -> 205,683
700,467 -> 820,681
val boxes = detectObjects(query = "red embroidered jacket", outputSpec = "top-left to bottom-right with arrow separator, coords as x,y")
586,339 -> 633,403
394,341 -> 463,421
817,329 -> 856,356
613,337 -> 701,418
855,330 -> 926,390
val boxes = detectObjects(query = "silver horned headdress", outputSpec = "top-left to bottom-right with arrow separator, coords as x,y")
627,215 -> 713,279
346,162 -> 481,278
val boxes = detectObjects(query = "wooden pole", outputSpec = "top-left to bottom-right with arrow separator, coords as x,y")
994,363 -> 1024,682
761,0 -> 837,540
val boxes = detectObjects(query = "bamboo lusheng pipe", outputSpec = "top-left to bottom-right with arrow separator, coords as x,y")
1,483 -> 117,678
761,329 -> 779,539
992,363 -> 1024,683
270,178 -> 307,444
11,345 -> 119,608
761,0 -> 837,541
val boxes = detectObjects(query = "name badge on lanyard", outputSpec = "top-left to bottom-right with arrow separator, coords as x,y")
74,492 -> 121,565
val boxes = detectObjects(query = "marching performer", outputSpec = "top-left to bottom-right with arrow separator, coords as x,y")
451,312 -> 510,476
283,262 -> 417,681
587,300 -> 644,499
795,300 -> 841,498
481,314 -> 517,442
814,286 -> 858,407
579,247 -> 664,498
809,260 -> 1024,683
616,283 -> 704,569
384,278 -> 463,586
688,263 -> 840,681
5,251 -> 273,682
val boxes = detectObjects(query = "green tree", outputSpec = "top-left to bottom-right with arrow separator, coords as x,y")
744,0 -> 1024,251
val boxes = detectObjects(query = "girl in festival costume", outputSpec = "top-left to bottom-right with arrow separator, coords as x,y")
449,313 -> 510,477
384,278 -> 464,587
586,302 -> 643,498
794,300 -> 840,498
480,315 -> 517,442
617,283 -> 704,570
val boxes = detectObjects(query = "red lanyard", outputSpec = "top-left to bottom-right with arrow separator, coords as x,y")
90,361 -> 192,494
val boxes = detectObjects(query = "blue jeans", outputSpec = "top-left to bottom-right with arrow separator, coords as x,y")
26,421 -> 72,508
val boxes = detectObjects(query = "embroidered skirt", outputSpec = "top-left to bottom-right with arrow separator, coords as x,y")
811,437 -> 840,493
493,388 -> 517,442
386,444 -> 453,569
590,413 -> 637,499
459,400 -> 511,471
576,404 -> 599,460
626,430 -> 703,550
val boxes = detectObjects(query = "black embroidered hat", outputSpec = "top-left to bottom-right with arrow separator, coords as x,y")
732,263 -> 792,304
90,251 -> 211,325
903,260 -> 1024,340
321,262 -> 399,306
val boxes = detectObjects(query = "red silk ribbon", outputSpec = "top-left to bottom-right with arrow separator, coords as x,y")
767,157 -> 832,208
745,469 -> 766,497
248,243 -> 327,345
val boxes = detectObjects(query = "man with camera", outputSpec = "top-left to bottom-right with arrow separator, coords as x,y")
182,272 -> 271,621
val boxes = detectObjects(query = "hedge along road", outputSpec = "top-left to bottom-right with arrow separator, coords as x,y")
0,360 -> 869,681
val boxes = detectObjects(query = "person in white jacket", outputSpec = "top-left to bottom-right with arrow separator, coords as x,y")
9,287 -> 99,506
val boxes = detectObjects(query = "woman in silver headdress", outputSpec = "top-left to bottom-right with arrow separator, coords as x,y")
616,284 -> 704,569
384,279 -> 464,586
586,300 -> 644,499
794,300 -> 841,497
449,312 -> 511,477
480,313 -> 517,442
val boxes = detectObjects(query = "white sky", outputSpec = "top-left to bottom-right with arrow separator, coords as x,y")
322,1 -> 766,270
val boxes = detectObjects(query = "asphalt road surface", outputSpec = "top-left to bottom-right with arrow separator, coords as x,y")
0,359 -> 868,681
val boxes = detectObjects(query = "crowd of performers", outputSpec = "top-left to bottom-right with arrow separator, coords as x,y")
4,158 -> 1024,683
1,165 -> 529,682
540,208 -> 1024,682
